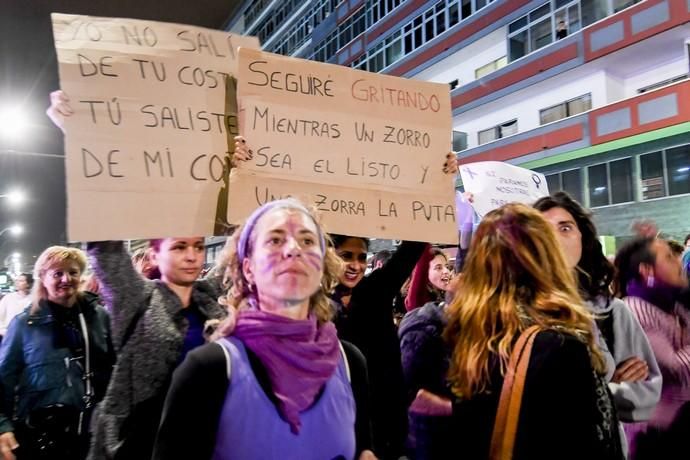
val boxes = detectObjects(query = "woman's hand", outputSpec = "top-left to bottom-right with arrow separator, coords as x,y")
611,357 -> 649,383
0,432 -> 18,460
443,152 -> 458,175
409,389 -> 453,417
46,90 -> 73,132
232,135 -> 253,167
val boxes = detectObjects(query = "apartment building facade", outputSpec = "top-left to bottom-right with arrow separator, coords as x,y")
226,0 -> 690,243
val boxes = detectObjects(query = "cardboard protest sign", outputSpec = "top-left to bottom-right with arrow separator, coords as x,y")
52,13 -> 259,241
459,161 -> 549,217
228,48 -> 457,243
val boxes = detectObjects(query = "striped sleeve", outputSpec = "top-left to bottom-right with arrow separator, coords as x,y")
625,296 -> 690,388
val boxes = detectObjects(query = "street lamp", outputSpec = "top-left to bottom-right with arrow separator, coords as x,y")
0,224 -> 23,237
0,106 -> 28,141
0,190 -> 26,207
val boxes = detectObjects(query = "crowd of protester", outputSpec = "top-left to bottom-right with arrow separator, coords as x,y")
0,93 -> 687,460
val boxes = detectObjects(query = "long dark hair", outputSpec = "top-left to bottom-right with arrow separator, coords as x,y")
613,237 -> 655,297
534,192 -> 614,301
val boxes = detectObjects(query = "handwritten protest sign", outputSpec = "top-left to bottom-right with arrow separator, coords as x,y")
52,13 -> 259,241
459,161 -> 548,217
228,48 -> 457,243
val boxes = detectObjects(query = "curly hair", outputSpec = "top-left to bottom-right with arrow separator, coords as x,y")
223,200 -> 343,325
534,191 -> 614,301
445,203 -> 605,398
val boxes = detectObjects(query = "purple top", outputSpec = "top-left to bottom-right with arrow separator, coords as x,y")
212,336 -> 356,460
177,305 -> 206,366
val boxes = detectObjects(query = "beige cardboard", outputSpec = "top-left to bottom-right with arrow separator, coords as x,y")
229,48 -> 457,243
52,13 -> 259,241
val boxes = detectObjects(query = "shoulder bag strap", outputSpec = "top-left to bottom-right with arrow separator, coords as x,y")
489,325 -> 541,460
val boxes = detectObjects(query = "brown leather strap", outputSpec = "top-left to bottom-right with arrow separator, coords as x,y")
489,325 -> 541,460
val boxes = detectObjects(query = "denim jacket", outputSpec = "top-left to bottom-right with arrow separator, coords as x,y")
0,293 -> 115,434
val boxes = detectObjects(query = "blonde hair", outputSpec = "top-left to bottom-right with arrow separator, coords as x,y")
445,203 -> 605,398
32,246 -> 87,314
223,203 -> 342,325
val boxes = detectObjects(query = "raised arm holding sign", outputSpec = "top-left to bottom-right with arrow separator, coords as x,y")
459,161 -> 549,217
51,13 -> 259,241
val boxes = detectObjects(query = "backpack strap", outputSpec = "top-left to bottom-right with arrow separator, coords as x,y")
215,338 -> 234,380
338,340 -> 351,383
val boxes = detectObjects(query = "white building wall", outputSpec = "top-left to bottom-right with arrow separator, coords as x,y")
605,73 -> 626,103
622,58 -> 689,96
413,27 -> 507,87
454,69 -> 609,149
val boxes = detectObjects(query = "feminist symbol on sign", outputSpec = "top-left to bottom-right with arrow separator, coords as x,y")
532,174 -> 542,189
463,167 -> 478,180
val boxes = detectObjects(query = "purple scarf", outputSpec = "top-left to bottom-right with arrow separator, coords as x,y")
233,309 -> 340,434
626,279 -> 683,313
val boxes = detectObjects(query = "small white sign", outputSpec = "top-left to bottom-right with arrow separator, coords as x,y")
459,161 -> 549,217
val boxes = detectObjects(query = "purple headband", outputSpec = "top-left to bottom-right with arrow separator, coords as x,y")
237,198 -> 327,264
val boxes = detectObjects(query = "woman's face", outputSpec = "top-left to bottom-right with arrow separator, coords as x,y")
244,209 -> 323,311
42,260 -> 81,306
649,239 -> 688,288
428,254 -> 451,291
152,238 -> 205,286
336,238 -> 368,289
14,275 -> 30,293
541,206 -> 582,269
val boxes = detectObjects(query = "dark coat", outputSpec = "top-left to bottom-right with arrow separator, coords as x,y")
86,241 -> 227,460
398,301 -> 453,460
332,240 -> 426,459
452,330 -> 624,460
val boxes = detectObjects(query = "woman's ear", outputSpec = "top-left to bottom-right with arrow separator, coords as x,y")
639,262 -> 654,282
242,257 -> 254,287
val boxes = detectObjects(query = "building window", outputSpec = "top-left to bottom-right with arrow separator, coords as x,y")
252,0 -> 338,56
640,151 -> 665,199
478,120 -> 517,145
452,130 -> 468,151
368,0 -> 405,26
311,6 -> 365,62
508,2 -> 553,61
244,0 -> 273,27
352,0 -> 495,72
640,145 -> 690,199
539,93 -> 591,124
508,0 -> 641,62
638,74 -> 688,93
588,158 -> 633,207
545,168 -> 583,202
475,56 -> 507,79
666,145 -> 690,196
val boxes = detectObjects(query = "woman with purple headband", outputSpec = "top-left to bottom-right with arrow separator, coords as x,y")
153,198 -> 375,460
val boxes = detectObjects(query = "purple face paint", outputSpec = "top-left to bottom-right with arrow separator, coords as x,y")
238,199 -> 326,263
246,209 -> 325,309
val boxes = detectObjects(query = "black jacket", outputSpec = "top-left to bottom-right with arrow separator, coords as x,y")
332,241 -> 426,459
453,330 -> 623,460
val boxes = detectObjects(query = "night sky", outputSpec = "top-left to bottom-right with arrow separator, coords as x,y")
0,0 -> 240,271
